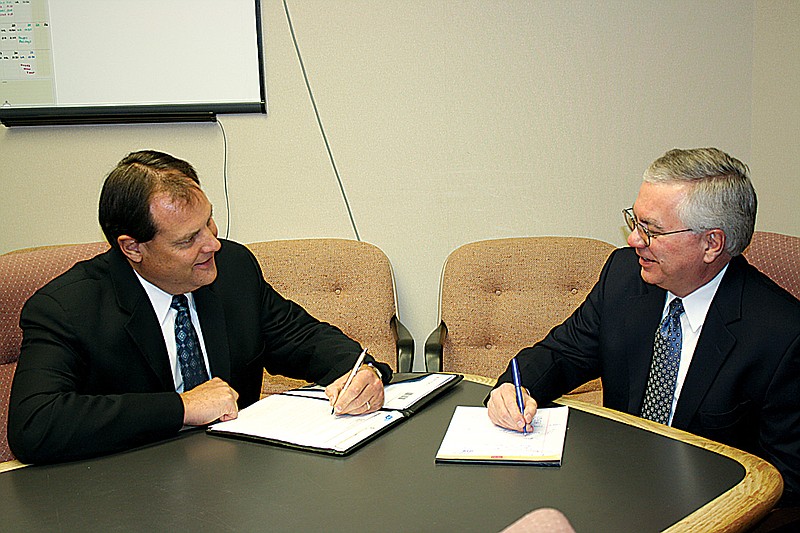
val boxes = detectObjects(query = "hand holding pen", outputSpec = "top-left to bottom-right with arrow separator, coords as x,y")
486,358 -> 536,433
326,348 -> 384,415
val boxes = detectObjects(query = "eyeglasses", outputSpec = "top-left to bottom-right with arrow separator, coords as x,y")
623,208 -> 693,247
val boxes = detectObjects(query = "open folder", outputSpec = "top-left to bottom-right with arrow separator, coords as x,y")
207,373 -> 463,456
435,405 -> 569,466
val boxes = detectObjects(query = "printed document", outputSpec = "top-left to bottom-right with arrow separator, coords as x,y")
436,405 -> 569,465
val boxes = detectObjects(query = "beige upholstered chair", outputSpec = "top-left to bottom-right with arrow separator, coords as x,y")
425,237 -> 616,405
0,242 -> 111,463
246,239 -> 413,397
743,230 -> 800,300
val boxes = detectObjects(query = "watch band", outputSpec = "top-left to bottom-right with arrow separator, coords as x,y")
362,362 -> 383,381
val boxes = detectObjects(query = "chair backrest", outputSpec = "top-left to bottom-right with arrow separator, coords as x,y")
742,231 -> 800,300
437,237 -> 615,404
0,242 -> 110,462
246,239 -> 405,396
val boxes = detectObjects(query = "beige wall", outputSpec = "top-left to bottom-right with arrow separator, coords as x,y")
752,0 -> 800,231
1,1 -> 797,369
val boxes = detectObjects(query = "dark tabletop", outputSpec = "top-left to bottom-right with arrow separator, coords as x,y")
0,379 -> 743,532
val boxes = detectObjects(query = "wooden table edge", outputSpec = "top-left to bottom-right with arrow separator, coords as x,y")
0,459 -> 26,474
455,373 -> 781,533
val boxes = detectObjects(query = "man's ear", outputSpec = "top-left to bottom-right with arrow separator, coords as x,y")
702,229 -> 727,263
117,235 -> 143,264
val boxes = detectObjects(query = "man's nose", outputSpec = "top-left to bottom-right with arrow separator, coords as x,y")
627,228 -> 645,248
201,227 -> 221,252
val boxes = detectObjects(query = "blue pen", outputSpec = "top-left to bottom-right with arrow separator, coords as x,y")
511,357 -> 527,435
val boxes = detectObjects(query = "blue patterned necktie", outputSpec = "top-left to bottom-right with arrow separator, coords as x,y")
640,298 -> 684,425
171,294 -> 209,392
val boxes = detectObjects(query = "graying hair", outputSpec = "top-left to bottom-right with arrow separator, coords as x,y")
643,148 -> 757,256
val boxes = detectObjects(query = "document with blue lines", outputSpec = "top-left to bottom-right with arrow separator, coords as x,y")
436,405 -> 569,466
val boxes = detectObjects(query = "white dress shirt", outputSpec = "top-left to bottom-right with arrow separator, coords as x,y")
665,263 -> 729,425
133,271 -> 211,393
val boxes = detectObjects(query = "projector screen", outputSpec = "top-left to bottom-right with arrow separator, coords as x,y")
0,0 -> 266,125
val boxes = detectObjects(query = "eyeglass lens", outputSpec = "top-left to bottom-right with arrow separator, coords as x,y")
624,209 -> 650,245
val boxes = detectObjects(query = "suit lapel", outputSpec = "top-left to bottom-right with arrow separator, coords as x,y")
193,285 -> 231,382
624,285 -> 667,414
107,249 -> 175,390
671,259 -> 744,428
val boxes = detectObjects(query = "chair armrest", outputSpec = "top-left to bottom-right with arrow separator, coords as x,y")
424,322 -> 447,372
392,316 -> 415,373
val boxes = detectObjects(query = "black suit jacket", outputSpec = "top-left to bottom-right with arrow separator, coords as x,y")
9,240 -> 391,463
496,247 -> 800,501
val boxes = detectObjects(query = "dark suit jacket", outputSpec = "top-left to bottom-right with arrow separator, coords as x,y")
496,247 -> 800,501
9,240 -> 391,464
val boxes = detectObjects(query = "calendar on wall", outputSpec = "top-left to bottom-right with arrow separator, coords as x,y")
0,0 -> 266,126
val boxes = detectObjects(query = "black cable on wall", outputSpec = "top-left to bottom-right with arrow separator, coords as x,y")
282,0 -> 361,241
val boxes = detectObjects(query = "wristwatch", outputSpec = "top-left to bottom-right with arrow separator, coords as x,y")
362,362 -> 383,381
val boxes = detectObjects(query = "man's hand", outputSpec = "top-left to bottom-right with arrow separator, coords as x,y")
326,365 -> 385,415
180,377 -> 239,426
487,382 -> 537,432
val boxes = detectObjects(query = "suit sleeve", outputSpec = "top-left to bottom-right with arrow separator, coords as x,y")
8,292 -> 185,464
759,331 -> 800,505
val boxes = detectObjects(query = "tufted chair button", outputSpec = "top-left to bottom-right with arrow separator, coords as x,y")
570,288 -> 578,295
494,289 -> 502,296
334,288 -> 342,295
485,343 -> 493,350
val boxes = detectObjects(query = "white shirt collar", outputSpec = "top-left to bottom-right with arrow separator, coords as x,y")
132,270 -> 195,325
665,263 -> 729,334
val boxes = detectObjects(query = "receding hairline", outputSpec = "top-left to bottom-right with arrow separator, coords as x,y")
144,168 -> 204,205
146,176 -> 212,241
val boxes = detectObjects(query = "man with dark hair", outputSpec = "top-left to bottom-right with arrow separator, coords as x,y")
488,148 -> 800,505
9,150 -> 391,463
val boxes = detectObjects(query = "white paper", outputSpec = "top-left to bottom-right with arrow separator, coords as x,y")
282,373 -> 459,411
436,405 -> 569,464
382,373 -> 458,410
208,394 -> 403,453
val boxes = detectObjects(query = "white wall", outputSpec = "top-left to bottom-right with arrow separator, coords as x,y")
1,1 -> 797,370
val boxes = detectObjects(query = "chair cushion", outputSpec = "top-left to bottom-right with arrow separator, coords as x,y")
743,231 -> 800,300
0,242 -> 110,365
440,237 -> 615,380
246,239 -> 400,397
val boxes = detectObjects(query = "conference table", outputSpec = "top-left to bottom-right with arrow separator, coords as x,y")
0,375 -> 782,532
